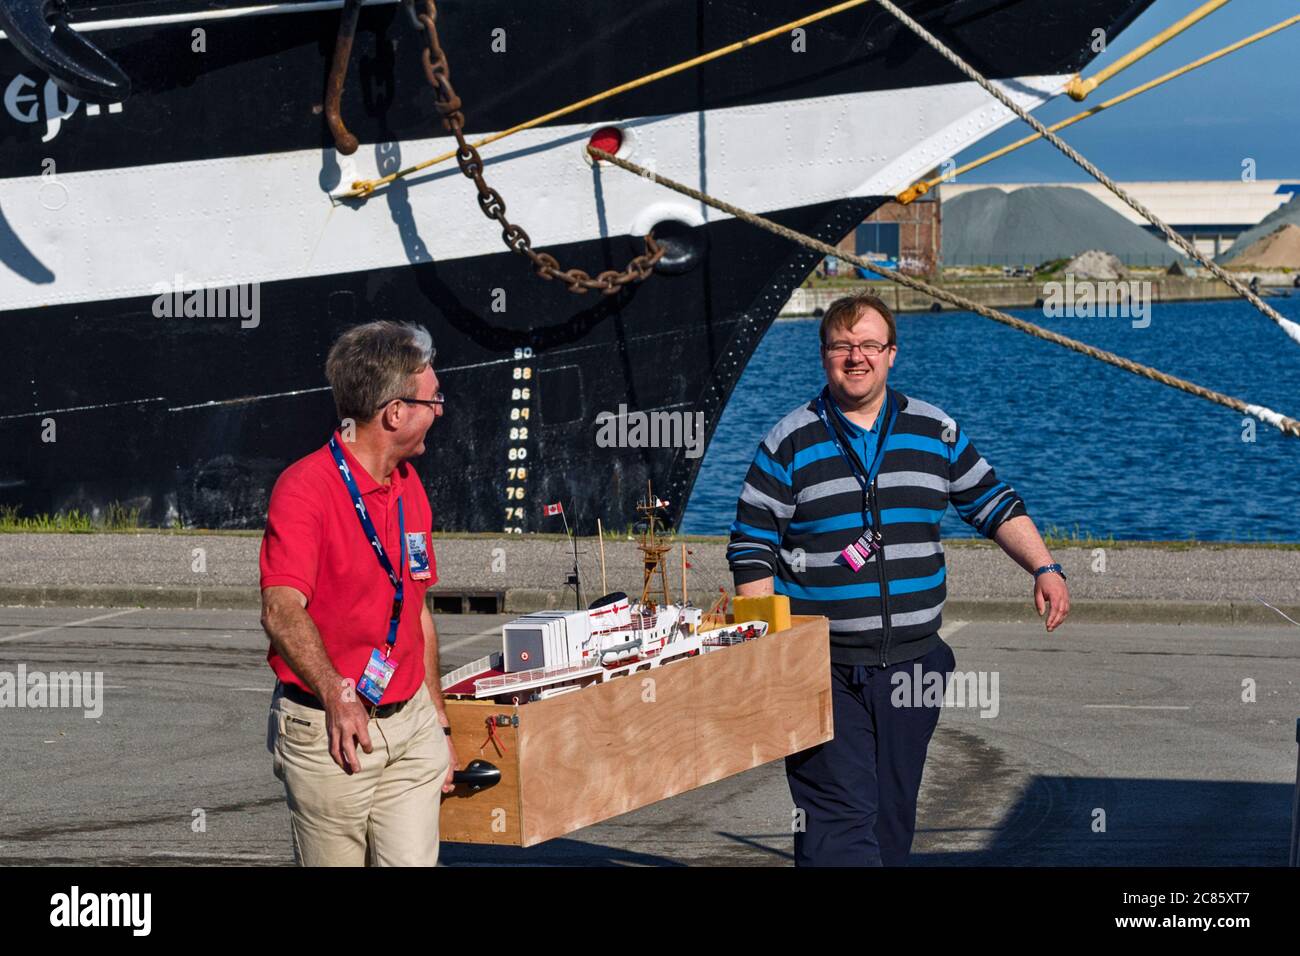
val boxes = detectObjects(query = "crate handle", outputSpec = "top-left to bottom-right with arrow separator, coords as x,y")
452,759 -> 501,793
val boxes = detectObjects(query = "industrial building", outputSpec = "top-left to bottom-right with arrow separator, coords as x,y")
826,180 -> 1299,275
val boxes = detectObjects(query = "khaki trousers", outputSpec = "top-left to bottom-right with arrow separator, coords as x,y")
269,681 -> 450,866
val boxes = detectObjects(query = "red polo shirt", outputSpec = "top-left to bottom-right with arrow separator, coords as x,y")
259,432 -> 437,702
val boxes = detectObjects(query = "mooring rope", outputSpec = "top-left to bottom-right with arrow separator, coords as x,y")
588,146 -> 1300,439
898,12 -> 1300,202
873,0 -> 1300,348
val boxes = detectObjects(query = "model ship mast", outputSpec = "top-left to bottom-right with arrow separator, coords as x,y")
637,481 -> 673,608
701,588 -> 729,631
441,479 -> 772,704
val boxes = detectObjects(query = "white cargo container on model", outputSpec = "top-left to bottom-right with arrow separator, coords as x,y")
502,611 -> 596,673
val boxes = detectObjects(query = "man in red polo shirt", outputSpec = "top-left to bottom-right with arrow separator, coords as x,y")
260,320 -> 458,867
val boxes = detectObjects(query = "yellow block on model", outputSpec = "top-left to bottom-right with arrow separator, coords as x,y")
732,594 -> 792,634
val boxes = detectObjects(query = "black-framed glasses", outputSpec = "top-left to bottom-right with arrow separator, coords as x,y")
823,341 -> 893,357
378,392 -> 445,411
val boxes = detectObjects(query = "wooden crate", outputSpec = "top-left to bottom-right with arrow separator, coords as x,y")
439,614 -> 832,846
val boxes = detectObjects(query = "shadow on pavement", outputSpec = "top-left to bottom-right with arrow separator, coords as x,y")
913,776 -> 1294,866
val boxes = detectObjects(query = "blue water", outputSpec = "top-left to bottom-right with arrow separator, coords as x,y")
682,297 -> 1300,541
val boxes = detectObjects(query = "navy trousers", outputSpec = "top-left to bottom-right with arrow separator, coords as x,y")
786,637 -> 956,867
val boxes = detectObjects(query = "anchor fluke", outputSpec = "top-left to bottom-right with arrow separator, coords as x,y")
0,0 -> 131,101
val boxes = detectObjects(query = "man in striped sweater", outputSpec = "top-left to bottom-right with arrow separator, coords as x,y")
728,293 -> 1069,867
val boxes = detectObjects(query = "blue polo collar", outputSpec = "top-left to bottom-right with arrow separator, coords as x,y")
827,392 -> 887,438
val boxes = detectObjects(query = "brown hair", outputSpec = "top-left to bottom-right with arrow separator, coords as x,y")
819,293 -> 897,347
325,321 -> 435,424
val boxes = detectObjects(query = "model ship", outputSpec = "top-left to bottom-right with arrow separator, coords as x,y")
442,484 -> 768,703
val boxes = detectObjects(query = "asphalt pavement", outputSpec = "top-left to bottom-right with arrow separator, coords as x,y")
1,606 -> 1295,866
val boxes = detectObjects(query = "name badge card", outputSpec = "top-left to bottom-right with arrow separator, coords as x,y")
406,532 -> 431,580
840,532 -> 881,572
357,649 -> 398,706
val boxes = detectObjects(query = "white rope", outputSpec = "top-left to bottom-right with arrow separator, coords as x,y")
1253,596 -> 1300,628
873,0 -> 1298,343
1278,315 -> 1300,347
1242,403 -> 1289,431
589,145 -> 1300,440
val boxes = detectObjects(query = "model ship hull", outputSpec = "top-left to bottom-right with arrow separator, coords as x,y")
0,0 -> 1155,531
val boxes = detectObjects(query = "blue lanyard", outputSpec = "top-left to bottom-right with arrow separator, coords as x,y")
815,387 -> 898,526
328,436 -> 405,652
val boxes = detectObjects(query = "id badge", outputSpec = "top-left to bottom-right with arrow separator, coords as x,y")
357,648 -> 398,706
840,532 -> 881,572
406,532 -> 432,581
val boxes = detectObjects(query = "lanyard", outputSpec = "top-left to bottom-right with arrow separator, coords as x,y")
815,387 -> 898,526
328,436 -> 406,653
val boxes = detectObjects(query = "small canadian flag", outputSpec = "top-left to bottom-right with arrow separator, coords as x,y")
543,502 -> 563,516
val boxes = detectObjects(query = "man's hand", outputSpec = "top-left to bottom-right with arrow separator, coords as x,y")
442,731 -> 460,794
323,680 -> 373,775
261,587 -> 374,774
1034,573 -> 1070,632
990,517 -> 1069,633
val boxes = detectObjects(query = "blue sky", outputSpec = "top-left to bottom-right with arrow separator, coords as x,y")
954,0 -> 1299,183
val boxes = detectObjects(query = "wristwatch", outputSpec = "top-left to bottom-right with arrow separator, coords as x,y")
1033,563 -> 1066,581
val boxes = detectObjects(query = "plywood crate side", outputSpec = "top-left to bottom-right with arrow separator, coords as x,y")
517,615 -> 831,846
516,656 -> 699,846
440,698 -> 524,845
694,615 -> 833,787
442,616 -> 832,847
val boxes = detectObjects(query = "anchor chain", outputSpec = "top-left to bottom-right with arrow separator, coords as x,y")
402,0 -> 664,294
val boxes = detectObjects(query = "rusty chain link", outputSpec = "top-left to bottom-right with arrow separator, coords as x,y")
411,0 -> 663,294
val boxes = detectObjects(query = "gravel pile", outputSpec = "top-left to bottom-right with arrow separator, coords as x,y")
942,186 -> 1184,268
1218,194 -> 1300,266
1063,249 -> 1127,279
1222,223 -> 1300,270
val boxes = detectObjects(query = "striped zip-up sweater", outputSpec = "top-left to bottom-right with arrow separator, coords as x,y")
727,386 -> 1027,666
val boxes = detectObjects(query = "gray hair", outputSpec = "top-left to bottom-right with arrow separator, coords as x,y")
325,321 -> 435,424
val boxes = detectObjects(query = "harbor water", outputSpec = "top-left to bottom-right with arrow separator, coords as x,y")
683,296 -> 1300,542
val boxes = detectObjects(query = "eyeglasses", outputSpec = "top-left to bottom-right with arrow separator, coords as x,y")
823,341 -> 893,357
378,392 -> 445,411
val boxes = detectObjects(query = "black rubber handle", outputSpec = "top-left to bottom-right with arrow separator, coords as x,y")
451,759 -> 501,792
0,0 -> 131,101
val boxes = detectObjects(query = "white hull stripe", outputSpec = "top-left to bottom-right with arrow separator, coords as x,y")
0,75 -> 1067,312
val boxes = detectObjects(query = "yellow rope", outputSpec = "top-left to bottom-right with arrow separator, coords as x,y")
589,146 -> 1300,439
873,0 -> 1300,342
898,12 -> 1300,203
339,0 -> 875,199
1065,0 -> 1231,101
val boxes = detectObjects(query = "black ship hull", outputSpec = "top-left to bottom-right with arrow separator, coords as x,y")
0,0 -> 1155,532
